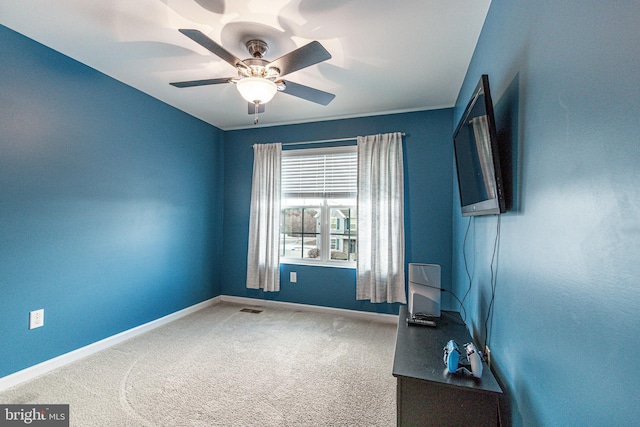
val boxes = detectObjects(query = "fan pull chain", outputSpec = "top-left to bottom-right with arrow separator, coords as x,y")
254,101 -> 260,125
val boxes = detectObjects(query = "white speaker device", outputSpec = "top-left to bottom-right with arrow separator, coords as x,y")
408,263 -> 441,318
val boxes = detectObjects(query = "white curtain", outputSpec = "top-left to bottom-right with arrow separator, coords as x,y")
356,132 -> 406,303
246,143 -> 281,292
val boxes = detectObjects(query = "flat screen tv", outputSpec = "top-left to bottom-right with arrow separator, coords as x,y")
453,74 -> 506,216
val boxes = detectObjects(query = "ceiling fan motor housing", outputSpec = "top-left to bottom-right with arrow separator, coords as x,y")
246,39 -> 268,58
240,40 -> 280,79
240,58 -> 280,80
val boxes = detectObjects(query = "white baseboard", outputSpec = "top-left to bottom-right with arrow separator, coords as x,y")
220,295 -> 400,325
0,295 -> 399,392
0,296 -> 222,392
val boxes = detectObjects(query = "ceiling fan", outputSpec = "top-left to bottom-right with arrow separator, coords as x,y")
170,29 -> 335,124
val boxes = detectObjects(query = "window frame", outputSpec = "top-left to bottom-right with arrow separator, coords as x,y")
280,146 -> 357,269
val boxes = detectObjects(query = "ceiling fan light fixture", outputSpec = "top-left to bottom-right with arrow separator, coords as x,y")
236,77 -> 277,104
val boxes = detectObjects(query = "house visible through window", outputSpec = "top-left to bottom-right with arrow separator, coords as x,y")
280,146 -> 357,266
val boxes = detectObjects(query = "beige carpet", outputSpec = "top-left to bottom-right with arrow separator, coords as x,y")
0,302 -> 398,426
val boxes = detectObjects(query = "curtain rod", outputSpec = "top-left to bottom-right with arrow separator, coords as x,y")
280,132 -> 405,146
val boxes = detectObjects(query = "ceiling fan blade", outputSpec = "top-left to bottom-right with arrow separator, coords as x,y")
247,103 -> 266,114
179,29 -> 249,71
280,80 -> 335,105
268,41 -> 331,77
170,78 -> 232,88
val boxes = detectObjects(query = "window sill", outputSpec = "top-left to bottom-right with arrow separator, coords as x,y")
280,259 -> 356,269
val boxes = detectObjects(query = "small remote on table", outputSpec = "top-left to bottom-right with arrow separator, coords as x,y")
406,317 -> 436,327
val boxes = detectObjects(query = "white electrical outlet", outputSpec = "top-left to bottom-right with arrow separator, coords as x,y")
29,309 -> 44,329
485,345 -> 491,367
290,272 -> 297,283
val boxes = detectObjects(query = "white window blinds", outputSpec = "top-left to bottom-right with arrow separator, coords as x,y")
281,146 -> 357,198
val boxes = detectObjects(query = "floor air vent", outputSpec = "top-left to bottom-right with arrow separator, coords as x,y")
240,308 -> 263,314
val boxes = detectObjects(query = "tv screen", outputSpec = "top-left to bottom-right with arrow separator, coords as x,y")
453,75 -> 506,216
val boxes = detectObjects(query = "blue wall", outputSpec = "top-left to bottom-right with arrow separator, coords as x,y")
452,1 -> 640,425
222,111 -> 454,314
0,25 -> 224,378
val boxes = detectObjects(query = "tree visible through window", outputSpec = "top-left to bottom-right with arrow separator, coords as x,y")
280,146 -> 357,265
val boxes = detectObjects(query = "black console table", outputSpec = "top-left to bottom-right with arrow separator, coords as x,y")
392,306 -> 503,426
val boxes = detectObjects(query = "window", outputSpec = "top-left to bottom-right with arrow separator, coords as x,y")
280,146 -> 357,266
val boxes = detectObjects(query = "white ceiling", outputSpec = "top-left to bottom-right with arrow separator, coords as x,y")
0,0 -> 490,130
